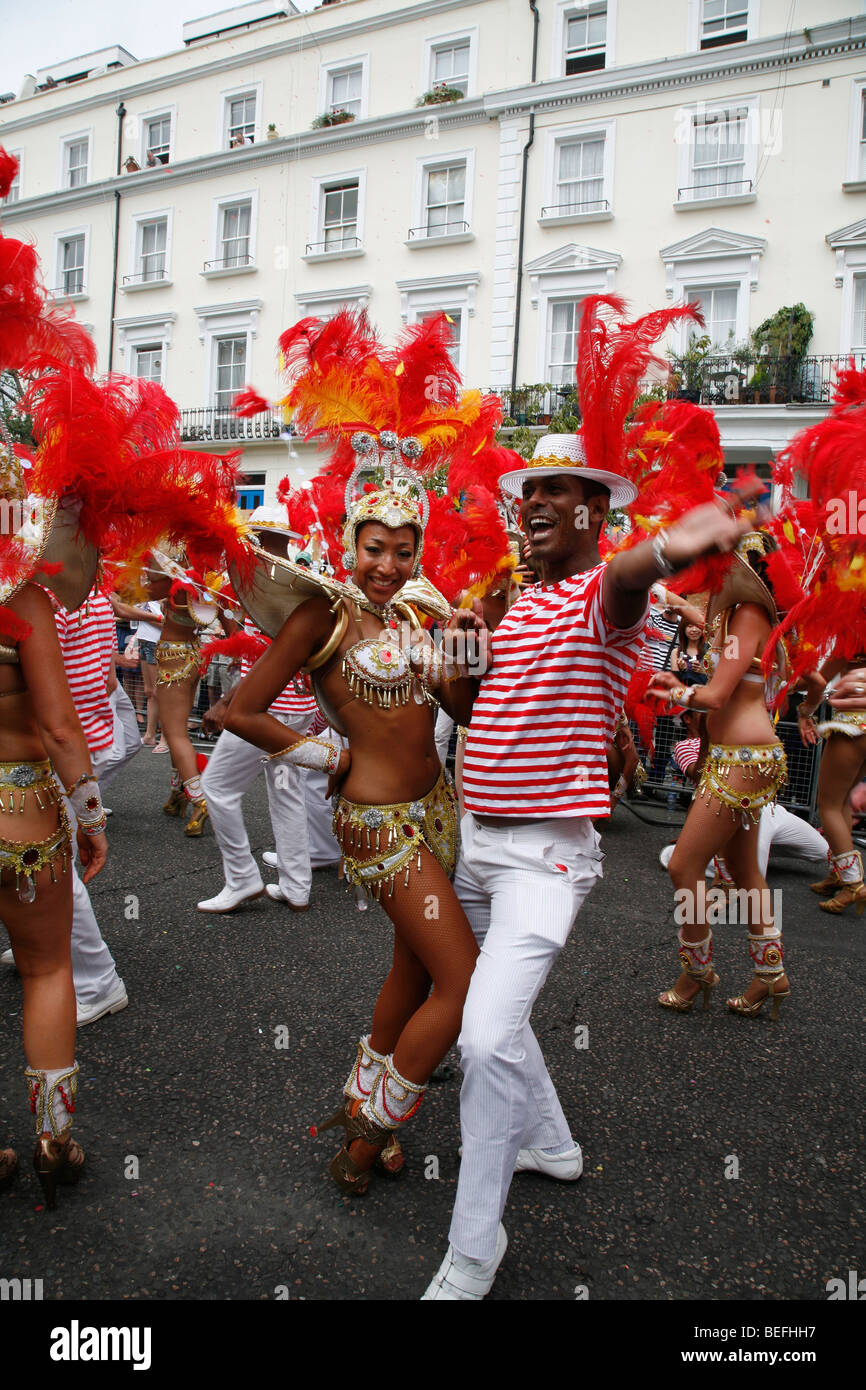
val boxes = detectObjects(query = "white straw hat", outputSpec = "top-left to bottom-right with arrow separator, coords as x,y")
499,434 -> 637,509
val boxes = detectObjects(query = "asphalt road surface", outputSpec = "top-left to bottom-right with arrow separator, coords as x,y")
1,749 -> 863,1315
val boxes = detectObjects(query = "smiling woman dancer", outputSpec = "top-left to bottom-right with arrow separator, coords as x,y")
228,436 -> 488,1192
648,533 -> 790,1019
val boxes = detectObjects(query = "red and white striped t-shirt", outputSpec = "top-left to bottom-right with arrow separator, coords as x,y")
241,617 -> 316,719
673,737 -> 701,776
54,593 -> 116,754
462,564 -> 647,818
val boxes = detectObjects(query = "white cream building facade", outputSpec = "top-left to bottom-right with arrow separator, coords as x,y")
2,0 -> 866,500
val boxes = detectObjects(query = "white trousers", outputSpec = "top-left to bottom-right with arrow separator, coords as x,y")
201,713 -> 313,902
659,804 -> 830,880
303,765 -> 342,868
450,813 -> 604,1262
64,750 -> 122,1006
98,685 -> 143,791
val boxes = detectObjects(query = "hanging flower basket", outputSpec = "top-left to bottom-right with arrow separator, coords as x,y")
312,109 -> 355,128
416,84 -> 464,107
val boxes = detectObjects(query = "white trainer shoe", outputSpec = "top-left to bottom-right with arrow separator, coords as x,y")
421,1224 -> 507,1300
265,883 -> 309,912
514,1143 -> 583,1181
262,851 -> 278,868
197,882 -> 265,913
76,979 -> 129,1027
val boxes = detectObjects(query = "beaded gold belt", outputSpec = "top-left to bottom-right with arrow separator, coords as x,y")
0,761 -> 62,816
0,807 -> 72,903
817,711 -> 866,739
156,639 -> 201,687
697,742 -> 787,826
334,769 -> 458,900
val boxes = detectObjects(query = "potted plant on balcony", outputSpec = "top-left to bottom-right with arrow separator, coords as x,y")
266,123 -> 279,140
666,334 -> 713,403
312,109 -> 355,128
749,303 -> 814,404
416,82 -> 464,107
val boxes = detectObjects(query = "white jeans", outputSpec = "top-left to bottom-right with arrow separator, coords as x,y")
61,752 -> 122,1007
201,714 -> 313,902
449,813 -> 604,1262
98,685 -> 143,791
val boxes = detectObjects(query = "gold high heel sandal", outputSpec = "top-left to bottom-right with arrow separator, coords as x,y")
810,870 -> 840,895
727,973 -> 790,1020
727,933 -> 789,1020
310,1099 -> 403,1177
184,799 -> 209,836
658,929 -> 718,1013
162,786 -> 186,817
819,882 -> 866,916
33,1127 -> 85,1211
0,1146 -> 19,1192
326,1105 -> 396,1196
818,851 -> 866,914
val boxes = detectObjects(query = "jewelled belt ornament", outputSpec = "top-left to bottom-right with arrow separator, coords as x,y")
155,639 -> 201,686
697,743 -> 787,826
817,710 -> 866,738
0,761 -> 61,815
334,770 -> 458,900
0,808 -> 72,903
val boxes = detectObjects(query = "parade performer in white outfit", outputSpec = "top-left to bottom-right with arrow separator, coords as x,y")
197,509 -> 316,913
423,296 -> 759,1299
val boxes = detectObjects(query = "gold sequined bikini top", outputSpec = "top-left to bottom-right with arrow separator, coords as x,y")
702,607 -> 783,692
342,635 -> 415,709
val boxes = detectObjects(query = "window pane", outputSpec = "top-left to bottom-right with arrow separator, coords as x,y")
691,107 -> 748,194
424,164 -> 466,234
548,300 -> 580,383
322,182 -> 359,248
855,278 -> 866,347
139,220 -> 167,279
329,67 -> 362,116
66,140 -> 88,188
432,41 -> 470,94
146,117 -> 171,164
135,346 -> 163,382
215,337 -> 246,408
557,136 -> 605,211
228,95 -> 256,144
61,236 -> 85,293
220,203 -> 251,264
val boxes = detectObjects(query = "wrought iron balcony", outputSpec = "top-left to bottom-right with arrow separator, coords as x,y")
676,178 -> 753,202
540,199 -> 610,217
487,357 -> 866,424
202,254 -> 255,272
122,269 -> 169,287
180,408 -> 290,444
304,235 -> 363,255
407,220 -> 471,239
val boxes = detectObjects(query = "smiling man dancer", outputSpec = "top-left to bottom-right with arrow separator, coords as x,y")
422,434 -> 756,1300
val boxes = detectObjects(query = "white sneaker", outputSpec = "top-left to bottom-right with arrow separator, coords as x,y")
514,1143 -> 583,1181
1,947 -> 15,967
421,1224 -> 507,1300
262,851 -> 278,868
197,882 -> 265,913
265,883 -> 309,912
76,979 -> 129,1027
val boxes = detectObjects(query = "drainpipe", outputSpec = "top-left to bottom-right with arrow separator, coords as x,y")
107,101 -> 125,370
510,1 -> 540,396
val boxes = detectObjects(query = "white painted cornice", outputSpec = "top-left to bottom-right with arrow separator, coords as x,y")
526,244 -> 621,274
0,104 -> 488,223
660,228 -> 768,260
827,219 -> 866,249
484,14 -> 866,119
0,0 -> 491,136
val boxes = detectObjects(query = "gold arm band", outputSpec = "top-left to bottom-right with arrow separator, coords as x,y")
304,601 -> 349,674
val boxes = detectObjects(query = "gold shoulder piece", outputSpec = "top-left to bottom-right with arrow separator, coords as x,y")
396,574 -> 453,625
304,599 -> 349,673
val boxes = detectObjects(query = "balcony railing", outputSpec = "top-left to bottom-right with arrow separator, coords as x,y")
180,408 -> 289,443
677,178 -> 753,202
407,220 -> 471,239
122,269 -> 169,286
487,357 -> 866,423
202,254 -> 255,272
304,235 -> 363,255
540,199 -> 610,217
